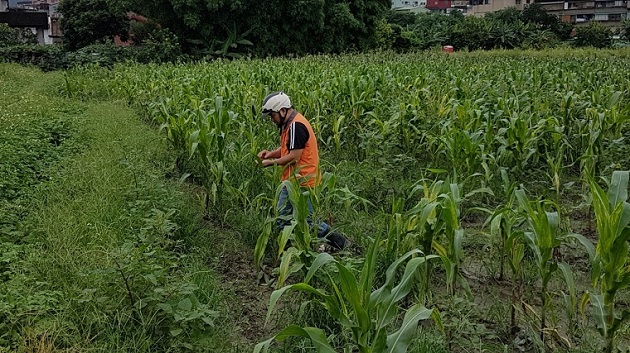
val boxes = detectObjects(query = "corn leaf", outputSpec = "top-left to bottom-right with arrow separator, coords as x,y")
385,304 -> 433,353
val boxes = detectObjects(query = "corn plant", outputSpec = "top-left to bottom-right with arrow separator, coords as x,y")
484,169 -> 519,281
386,177 -> 443,303
255,238 -> 439,353
254,173 -> 368,286
579,108 -> 606,181
476,170 -> 526,335
584,171 -> 630,353
253,179 -> 318,287
432,183 -> 467,297
506,226 -> 525,337
515,190 -> 586,348
187,96 -> 235,218
515,190 -> 558,344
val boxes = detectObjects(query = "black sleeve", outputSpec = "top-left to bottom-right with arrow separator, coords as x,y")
287,122 -> 309,150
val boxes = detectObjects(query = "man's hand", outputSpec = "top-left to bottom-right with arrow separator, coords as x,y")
257,150 -> 269,160
261,159 -> 276,167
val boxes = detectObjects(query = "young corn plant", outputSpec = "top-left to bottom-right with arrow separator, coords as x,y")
433,183 -> 468,297
254,173 -> 368,286
584,171 -> 630,353
543,116 -> 571,203
255,238 -> 439,353
478,170 -> 525,336
397,177 -> 481,300
393,177 -> 443,303
187,96 -> 235,219
484,168 -> 520,281
254,179 -> 318,288
515,190 -> 584,349
506,227 -> 525,338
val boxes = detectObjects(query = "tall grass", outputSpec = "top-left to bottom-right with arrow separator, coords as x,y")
1,67 -> 233,352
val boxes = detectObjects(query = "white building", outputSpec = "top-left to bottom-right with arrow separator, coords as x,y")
0,0 -> 61,44
392,0 -> 427,8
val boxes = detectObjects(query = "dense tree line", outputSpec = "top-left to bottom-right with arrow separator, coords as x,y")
56,0 -> 391,56
379,4 -> 617,51
55,0 -> 623,58
2,0 -> 627,69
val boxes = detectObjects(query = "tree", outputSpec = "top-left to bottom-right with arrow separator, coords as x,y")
114,0 -> 390,56
574,21 -> 613,48
450,15 -> 492,51
58,0 -> 129,50
522,3 -> 572,40
485,6 -> 522,24
622,18 -> 630,40
385,9 -> 417,27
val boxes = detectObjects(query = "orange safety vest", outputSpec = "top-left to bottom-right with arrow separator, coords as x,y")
280,113 -> 320,188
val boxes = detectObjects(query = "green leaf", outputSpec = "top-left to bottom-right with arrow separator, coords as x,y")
156,301 -> 172,313
359,236 -> 380,303
337,263 -> 370,331
567,233 -> 595,261
237,39 -> 254,46
377,255 -> 436,329
431,308 -> 444,333
385,304 -> 433,353
590,294 -> 608,337
254,325 -> 336,353
579,292 -> 590,322
608,171 -> 628,207
170,328 -> 183,337
178,298 -> 192,311
277,247 -> 299,288
557,262 -> 576,308
254,220 -> 272,268
370,249 -> 423,308
305,252 -> 335,284
277,222 -> 297,259
265,283 -> 327,325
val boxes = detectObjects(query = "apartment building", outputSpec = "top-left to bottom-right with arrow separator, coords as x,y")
424,0 -> 525,13
424,0 -> 627,24
535,0 -> 628,25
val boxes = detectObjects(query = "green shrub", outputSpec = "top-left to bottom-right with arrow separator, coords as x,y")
450,16 -> 492,51
66,42 -> 131,68
0,24 -> 38,47
0,44 -> 66,71
522,29 -> 559,49
130,28 -> 182,64
622,18 -> 630,40
374,18 -> 395,50
574,21 -> 613,48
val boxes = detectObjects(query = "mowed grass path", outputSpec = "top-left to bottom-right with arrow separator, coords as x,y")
0,64 -> 262,352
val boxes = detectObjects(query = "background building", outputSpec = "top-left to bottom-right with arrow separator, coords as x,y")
408,0 -> 628,25
536,0 -> 628,25
0,0 -> 61,44
468,0 -> 526,15
392,0 -> 428,7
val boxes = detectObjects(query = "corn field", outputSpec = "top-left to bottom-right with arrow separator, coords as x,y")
66,49 -> 630,352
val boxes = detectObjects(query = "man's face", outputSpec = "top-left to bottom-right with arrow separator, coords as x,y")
269,109 -> 283,126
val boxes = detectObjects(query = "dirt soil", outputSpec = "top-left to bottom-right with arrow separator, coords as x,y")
203,222 -> 278,350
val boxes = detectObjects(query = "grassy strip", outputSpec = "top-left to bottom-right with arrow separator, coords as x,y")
0,65 -> 233,352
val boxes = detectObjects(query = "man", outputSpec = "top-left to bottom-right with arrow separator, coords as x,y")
258,91 -> 347,250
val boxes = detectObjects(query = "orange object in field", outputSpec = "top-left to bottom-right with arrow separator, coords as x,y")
442,45 -> 454,53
